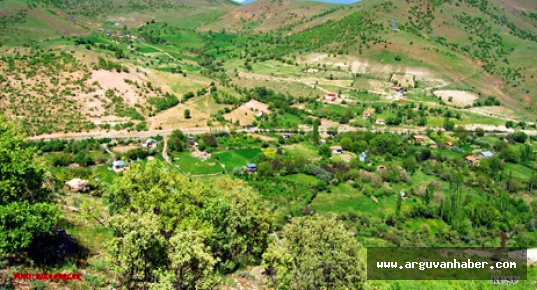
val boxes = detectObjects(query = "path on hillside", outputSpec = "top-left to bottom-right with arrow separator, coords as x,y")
238,71 -> 335,94
140,43 -> 181,63
101,143 -> 116,160
162,137 -> 171,164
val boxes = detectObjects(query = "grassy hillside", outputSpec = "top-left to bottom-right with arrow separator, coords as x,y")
201,0 -> 352,33
206,0 -> 537,118
0,0 -> 238,43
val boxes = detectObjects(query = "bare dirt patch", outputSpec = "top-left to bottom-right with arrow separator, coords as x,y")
434,90 -> 479,107
224,100 -> 271,126
111,144 -> 139,154
90,70 -> 147,106
467,106 -> 518,121
391,73 -> 415,88
248,133 -> 277,142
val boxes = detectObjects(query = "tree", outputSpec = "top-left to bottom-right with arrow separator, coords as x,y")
396,194 -> 402,216
0,116 -> 60,254
106,161 -> 273,288
318,144 -> 331,158
184,109 -> 191,119
500,146 -> 520,163
263,215 -> 366,290
73,151 -> 94,166
443,117 -> 454,131
340,137 -> 353,151
402,156 -> 417,173
168,130 -> 185,152
162,231 -> 218,289
312,118 -> 320,144
108,212 -> 167,289
510,131 -> 528,143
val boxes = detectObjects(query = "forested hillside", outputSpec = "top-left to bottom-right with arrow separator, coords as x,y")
0,0 -> 536,289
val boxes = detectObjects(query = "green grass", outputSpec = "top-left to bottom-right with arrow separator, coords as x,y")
281,173 -> 321,186
505,163 -> 534,182
403,218 -> 449,236
172,151 -> 224,174
214,148 -> 262,171
312,183 -> 399,215
283,143 -> 319,159
348,90 -> 383,102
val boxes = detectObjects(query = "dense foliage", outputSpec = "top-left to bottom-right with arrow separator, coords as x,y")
106,161 -> 273,288
263,215 -> 366,290
0,117 -> 60,253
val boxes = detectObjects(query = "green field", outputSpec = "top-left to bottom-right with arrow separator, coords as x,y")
215,148 -> 262,170
172,151 -> 224,174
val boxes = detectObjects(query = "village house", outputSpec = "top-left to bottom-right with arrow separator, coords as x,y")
246,163 -> 257,174
481,151 -> 494,158
330,146 -> 343,155
413,135 -> 425,144
141,138 -> 158,150
377,165 -> 387,172
363,109 -> 372,119
112,160 -> 126,172
446,141 -> 454,147
376,119 -> 386,125
359,152 -> 367,162
391,86 -> 405,95
65,178 -> 90,193
324,93 -> 337,102
282,133 -> 291,140
465,155 -> 478,165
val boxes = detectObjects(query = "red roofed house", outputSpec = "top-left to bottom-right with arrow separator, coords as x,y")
391,86 -> 405,94
325,93 -> 337,102
465,155 -> 478,165
376,119 -> 386,125
413,135 -> 425,144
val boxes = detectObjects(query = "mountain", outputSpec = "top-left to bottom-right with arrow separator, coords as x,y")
0,0 -> 238,43
201,0 -> 351,34
204,0 -> 537,117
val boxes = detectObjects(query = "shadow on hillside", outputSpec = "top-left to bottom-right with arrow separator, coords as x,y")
28,229 -> 89,268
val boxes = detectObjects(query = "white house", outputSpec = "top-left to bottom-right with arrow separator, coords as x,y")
142,138 -> 158,150
325,93 -> 337,102
330,146 -> 343,155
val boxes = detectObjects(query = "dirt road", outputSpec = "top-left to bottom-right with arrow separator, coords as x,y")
162,137 -> 171,164
27,125 -> 537,141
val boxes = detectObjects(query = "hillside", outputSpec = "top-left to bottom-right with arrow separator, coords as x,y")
201,0 -> 353,33
0,0 -> 238,43
205,0 -> 537,118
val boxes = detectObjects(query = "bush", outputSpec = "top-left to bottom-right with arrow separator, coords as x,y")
124,148 -> 150,160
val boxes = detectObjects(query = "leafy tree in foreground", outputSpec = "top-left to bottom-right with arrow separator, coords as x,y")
263,215 -> 366,290
106,161 -> 273,289
0,116 -> 60,254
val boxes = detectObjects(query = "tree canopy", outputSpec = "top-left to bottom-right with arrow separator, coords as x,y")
106,161 -> 273,288
0,116 -> 60,254
262,215 -> 366,290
